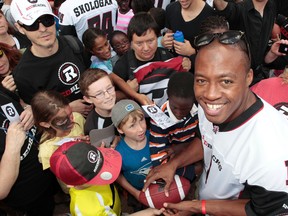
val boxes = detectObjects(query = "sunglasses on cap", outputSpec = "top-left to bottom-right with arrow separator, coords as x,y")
194,30 -> 250,59
19,15 -> 55,31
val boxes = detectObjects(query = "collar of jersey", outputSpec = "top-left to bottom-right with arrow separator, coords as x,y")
213,94 -> 263,132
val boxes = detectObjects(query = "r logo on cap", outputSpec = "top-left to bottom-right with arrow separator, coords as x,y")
88,150 -> 98,163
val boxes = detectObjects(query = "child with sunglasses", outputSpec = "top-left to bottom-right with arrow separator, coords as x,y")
30,90 -> 87,193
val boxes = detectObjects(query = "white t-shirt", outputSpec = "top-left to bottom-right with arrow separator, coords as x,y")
58,0 -> 118,41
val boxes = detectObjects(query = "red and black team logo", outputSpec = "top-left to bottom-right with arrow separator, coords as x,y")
58,62 -> 80,85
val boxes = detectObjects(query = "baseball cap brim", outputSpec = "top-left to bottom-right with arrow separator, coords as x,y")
50,141 -> 122,186
87,147 -> 122,185
20,11 -> 57,26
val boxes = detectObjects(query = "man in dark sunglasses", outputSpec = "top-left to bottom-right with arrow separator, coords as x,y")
143,30 -> 288,216
10,0 -> 93,116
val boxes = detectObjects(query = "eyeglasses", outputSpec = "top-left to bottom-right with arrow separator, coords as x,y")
114,40 -> 130,50
19,15 -> 55,31
194,30 -> 250,60
88,86 -> 115,100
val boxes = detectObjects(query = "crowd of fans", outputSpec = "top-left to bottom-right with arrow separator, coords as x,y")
0,0 -> 288,215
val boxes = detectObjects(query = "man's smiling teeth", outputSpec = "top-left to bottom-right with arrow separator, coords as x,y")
207,104 -> 223,110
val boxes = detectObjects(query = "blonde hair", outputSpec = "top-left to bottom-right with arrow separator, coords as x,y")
118,109 -> 144,130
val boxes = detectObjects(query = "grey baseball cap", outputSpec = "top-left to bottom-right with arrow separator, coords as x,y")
111,99 -> 141,127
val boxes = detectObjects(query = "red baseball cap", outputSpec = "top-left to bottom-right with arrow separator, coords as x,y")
50,141 -> 122,186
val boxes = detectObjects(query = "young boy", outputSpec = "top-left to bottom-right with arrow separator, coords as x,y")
149,72 -> 201,181
50,140 -> 122,215
111,99 -> 152,209
79,68 -> 116,135
49,140 -> 163,216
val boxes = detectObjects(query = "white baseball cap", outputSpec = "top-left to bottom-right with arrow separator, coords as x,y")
11,0 -> 56,26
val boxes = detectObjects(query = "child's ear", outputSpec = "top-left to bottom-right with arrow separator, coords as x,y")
83,96 -> 93,104
117,127 -> 124,135
39,122 -> 50,128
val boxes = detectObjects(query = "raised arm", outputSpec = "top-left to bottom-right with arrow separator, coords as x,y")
110,73 -> 153,105
0,122 -> 26,199
264,39 -> 288,64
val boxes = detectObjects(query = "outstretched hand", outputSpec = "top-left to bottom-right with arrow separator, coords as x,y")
163,200 -> 199,216
143,162 -> 177,197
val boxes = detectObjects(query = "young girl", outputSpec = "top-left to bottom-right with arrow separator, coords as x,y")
31,90 -> 86,192
115,0 -> 134,34
82,27 -> 149,104
109,30 -> 130,60
82,28 -> 114,73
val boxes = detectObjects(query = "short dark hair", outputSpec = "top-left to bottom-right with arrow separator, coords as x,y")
82,28 -> 106,52
148,7 -> 166,33
167,72 -> 195,99
79,68 -> 111,97
198,16 -> 251,70
130,0 -> 154,14
199,15 -> 229,35
127,12 -> 159,42
109,30 -> 128,49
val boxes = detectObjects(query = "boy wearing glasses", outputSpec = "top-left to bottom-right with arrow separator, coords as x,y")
79,69 -> 117,137
10,0 -> 93,116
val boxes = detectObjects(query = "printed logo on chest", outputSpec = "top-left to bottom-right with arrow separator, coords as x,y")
58,62 -> 80,85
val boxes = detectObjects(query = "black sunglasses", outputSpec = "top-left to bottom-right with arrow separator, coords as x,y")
19,15 -> 55,31
194,30 -> 250,59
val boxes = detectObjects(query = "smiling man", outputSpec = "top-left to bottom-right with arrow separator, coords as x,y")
143,30 -> 288,215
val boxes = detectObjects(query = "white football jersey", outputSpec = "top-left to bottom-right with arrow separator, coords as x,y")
58,0 -> 118,41
198,98 -> 288,201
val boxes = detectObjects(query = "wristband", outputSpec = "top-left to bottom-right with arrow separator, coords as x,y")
201,200 -> 206,215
